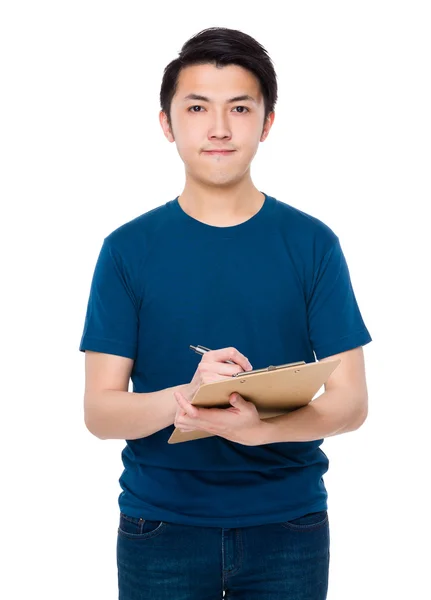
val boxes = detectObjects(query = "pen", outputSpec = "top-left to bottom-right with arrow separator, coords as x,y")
189,344 -> 237,365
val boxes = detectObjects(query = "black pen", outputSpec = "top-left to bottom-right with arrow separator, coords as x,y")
189,344 -> 238,365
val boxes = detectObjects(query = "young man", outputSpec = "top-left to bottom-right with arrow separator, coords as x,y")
79,27 -> 372,600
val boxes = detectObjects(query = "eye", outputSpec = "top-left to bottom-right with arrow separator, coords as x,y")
187,105 -> 250,113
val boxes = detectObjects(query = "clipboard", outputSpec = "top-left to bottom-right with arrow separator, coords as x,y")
167,357 -> 341,444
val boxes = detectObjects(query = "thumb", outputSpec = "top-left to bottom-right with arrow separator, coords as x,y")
230,393 -> 243,405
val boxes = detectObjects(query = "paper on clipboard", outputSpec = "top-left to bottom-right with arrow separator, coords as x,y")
167,357 -> 341,444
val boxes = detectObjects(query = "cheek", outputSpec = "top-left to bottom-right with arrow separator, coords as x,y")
175,134 -> 202,162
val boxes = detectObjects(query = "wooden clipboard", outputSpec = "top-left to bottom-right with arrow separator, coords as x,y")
167,358 -> 341,444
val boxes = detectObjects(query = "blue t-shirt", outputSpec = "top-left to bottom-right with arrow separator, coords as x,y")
79,192 -> 372,527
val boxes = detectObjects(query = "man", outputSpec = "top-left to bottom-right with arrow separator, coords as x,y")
80,27 -> 372,600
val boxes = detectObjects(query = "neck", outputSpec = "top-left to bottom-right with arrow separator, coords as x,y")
178,179 -> 265,227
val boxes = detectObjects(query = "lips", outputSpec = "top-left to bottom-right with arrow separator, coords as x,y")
203,150 -> 236,155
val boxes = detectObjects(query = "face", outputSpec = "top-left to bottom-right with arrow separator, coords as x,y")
159,63 -> 274,187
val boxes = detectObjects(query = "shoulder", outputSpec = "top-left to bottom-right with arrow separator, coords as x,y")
103,202 -> 170,256
272,197 -> 339,254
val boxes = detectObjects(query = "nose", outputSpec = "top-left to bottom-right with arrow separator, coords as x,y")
207,110 -> 232,141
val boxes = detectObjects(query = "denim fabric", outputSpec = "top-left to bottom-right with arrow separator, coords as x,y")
117,509 -> 330,599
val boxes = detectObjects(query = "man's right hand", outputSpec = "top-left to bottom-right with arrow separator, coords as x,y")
176,348 -> 253,430
189,346 -> 253,396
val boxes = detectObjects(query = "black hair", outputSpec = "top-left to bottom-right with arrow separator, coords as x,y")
160,27 -> 278,130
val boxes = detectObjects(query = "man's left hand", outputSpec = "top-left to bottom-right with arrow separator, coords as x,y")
173,391 -> 267,446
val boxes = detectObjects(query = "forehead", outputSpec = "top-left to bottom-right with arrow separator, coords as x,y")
174,63 -> 262,103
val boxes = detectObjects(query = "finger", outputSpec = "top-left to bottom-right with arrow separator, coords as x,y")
199,361 -> 248,378
229,393 -> 239,405
204,347 -> 253,372
174,391 -> 198,417
176,413 -> 199,430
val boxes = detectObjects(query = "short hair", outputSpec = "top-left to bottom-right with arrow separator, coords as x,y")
160,27 -> 278,129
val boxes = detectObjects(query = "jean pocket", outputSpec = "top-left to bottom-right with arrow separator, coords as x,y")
280,510 -> 328,531
118,513 -> 166,540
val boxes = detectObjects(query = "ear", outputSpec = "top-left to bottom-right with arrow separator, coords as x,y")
159,110 -> 175,142
260,112 -> 275,142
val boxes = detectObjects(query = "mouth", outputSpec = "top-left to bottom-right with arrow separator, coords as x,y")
203,150 -> 236,156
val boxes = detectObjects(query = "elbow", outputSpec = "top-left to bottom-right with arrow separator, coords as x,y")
351,397 -> 368,431
84,399 -> 108,440
353,409 -> 368,431
84,415 -> 107,440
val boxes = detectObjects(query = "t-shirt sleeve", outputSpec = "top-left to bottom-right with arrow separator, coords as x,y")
307,237 -> 372,360
79,237 -> 139,360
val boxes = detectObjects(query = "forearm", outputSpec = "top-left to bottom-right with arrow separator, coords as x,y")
84,383 -> 190,440
260,388 -> 368,444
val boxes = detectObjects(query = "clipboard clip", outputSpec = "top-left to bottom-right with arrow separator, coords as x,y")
232,360 -> 306,377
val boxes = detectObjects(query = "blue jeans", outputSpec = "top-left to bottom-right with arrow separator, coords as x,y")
117,509 -> 330,599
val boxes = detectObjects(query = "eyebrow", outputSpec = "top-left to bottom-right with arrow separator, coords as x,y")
183,93 -> 257,105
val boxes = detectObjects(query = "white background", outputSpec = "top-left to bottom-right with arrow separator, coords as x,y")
1,1 -> 430,598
